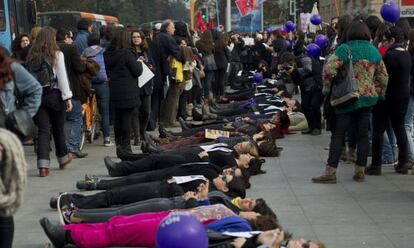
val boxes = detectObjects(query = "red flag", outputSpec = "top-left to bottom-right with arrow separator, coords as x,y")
235,0 -> 256,17
208,17 -> 215,30
196,11 -> 207,33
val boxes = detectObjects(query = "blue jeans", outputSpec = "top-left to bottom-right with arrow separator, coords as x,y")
66,99 -> 83,151
92,82 -> 111,139
203,70 -> 215,97
382,122 -> 396,163
404,96 -> 414,159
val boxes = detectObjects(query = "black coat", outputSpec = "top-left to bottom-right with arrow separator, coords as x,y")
58,42 -> 86,100
214,47 -> 230,70
131,49 -> 154,96
104,49 -> 143,109
150,32 -> 182,89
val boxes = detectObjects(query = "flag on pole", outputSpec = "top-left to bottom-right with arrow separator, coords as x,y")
235,0 -> 256,17
208,17 -> 215,30
196,11 -> 207,33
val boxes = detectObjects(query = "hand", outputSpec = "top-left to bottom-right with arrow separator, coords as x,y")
231,238 -> 247,248
182,191 -> 197,200
65,99 -> 73,112
198,151 -> 208,159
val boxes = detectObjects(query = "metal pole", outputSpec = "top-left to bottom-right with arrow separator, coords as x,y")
261,3 -> 264,31
226,0 -> 231,31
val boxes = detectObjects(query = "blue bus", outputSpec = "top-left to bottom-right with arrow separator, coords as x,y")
0,0 -> 37,52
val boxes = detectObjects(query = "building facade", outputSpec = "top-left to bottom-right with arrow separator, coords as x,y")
318,0 -> 384,21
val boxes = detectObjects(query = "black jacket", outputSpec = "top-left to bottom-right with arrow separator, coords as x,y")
131,49 -> 154,96
58,42 -> 86,100
150,32 -> 182,89
214,48 -> 230,70
104,49 -> 143,108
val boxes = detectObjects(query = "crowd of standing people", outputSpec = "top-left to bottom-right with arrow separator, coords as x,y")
1,12 -> 414,248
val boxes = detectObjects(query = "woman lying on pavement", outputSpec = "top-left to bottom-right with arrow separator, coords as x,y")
209,228 -> 325,248
39,203 -> 280,248
77,162 -> 249,191
50,173 -> 246,210
103,143 -> 256,177
159,119 -> 279,139
59,190 -> 276,224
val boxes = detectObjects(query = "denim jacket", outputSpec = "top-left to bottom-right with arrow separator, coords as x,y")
0,62 -> 42,117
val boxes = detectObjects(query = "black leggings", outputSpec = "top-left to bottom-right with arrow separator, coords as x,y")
70,181 -> 184,209
0,216 -> 13,248
72,197 -> 192,223
110,154 -> 188,176
114,107 -> 134,149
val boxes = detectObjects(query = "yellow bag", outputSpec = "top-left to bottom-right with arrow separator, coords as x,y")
170,58 -> 183,83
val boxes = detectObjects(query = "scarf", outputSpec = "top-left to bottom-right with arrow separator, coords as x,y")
0,128 -> 27,217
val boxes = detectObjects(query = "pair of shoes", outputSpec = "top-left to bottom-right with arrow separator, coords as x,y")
39,168 -> 49,177
69,150 -> 88,159
76,175 -> 100,190
301,128 -> 313,134
104,156 -> 122,177
365,165 -> 382,175
312,166 -> 337,184
59,153 -> 73,170
178,117 -> 190,131
311,129 -> 322,136
353,165 -> 365,182
39,217 -> 67,248
394,164 -> 408,174
141,141 -> 161,154
104,139 -> 114,147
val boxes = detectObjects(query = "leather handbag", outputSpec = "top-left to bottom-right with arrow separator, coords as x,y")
202,54 -> 217,71
330,48 -> 360,108
0,101 -> 36,141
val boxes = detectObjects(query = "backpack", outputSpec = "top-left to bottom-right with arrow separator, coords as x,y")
25,59 -> 56,88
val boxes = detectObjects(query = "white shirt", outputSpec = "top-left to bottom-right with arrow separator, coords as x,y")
54,51 -> 73,101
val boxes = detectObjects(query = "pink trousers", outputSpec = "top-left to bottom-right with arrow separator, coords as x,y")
65,211 -> 170,248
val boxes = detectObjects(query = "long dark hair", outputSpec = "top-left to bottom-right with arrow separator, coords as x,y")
26,27 -> 59,66
197,30 -> 214,55
108,29 -> 131,51
213,30 -> 226,52
0,47 -> 13,89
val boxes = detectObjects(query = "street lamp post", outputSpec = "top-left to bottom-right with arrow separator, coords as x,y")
226,0 -> 231,31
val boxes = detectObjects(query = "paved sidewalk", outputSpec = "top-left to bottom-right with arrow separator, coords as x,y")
13,131 -> 414,248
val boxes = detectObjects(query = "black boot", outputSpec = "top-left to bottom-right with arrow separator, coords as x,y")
39,217 -> 67,248
158,126 -> 173,139
178,117 -> 190,131
76,175 -> 100,190
104,156 -> 122,177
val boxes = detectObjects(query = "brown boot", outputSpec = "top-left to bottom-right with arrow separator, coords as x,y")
312,166 -> 337,184
353,165 -> 365,182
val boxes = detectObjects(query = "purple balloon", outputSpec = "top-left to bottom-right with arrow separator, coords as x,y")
285,21 -> 296,32
381,2 -> 400,23
285,39 -> 292,49
315,34 -> 329,48
156,214 -> 208,248
306,43 -> 321,59
266,27 -> 275,33
253,72 -> 263,84
310,14 -> 322,25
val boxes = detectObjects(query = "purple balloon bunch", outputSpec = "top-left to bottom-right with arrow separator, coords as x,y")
380,2 -> 400,23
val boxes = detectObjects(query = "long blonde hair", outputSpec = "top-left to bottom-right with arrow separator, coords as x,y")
26,27 -> 59,66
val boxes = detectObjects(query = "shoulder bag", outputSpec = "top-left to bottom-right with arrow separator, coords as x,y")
330,48 -> 360,108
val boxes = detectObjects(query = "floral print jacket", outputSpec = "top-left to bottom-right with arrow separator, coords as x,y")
323,40 -> 389,114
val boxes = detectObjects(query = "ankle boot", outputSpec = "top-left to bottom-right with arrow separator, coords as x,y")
353,165 -> 365,182
312,166 -> 337,184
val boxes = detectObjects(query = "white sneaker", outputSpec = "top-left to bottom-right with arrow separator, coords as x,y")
104,140 -> 114,147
